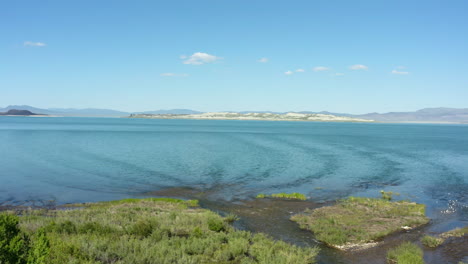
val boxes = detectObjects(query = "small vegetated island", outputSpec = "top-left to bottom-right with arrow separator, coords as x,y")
0,198 -> 318,264
128,112 -> 374,122
291,194 -> 429,250
0,109 -> 43,116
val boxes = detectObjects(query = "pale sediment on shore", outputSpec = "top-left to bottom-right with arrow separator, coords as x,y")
128,112 -> 374,122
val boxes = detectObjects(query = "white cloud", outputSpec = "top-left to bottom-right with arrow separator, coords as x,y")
391,70 -> 409,75
24,41 -> 46,47
258,57 -> 269,63
182,52 -> 222,65
313,66 -> 330,72
161,73 -> 189,77
349,64 -> 368,70
284,71 -> 293,75
296,69 -> 305,73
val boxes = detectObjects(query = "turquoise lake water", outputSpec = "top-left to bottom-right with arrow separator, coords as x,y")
1,117 -> 467,228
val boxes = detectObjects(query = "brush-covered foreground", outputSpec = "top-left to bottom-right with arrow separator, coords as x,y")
1,198 -> 318,264
291,197 -> 429,248
386,242 -> 424,264
256,193 -> 307,200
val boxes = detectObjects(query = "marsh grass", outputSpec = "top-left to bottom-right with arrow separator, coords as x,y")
291,197 -> 429,247
3,198 -> 318,264
421,225 -> 467,248
386,242 -> 424,264
380,190 -> 399,201
439,226 -> 468,239
420,235 -> 443,248
256,192 -> 307,200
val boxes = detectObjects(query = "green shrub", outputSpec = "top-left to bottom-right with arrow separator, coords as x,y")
208,218 -> 225,232
47,220 -> 76,234
387,242 -> 424,264
11,198 -> 318,263
27,228 -> 50,264
421,235 -> 443,248
78,221 -> 114,235
0,213 -> 29,264
126,219 -> 158,237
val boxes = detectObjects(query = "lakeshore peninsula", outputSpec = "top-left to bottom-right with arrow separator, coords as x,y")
128,112 -> 374,122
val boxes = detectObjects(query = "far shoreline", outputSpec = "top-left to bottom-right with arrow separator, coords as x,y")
2,114 -> 467,124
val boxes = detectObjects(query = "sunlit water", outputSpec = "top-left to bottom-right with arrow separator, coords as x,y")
1,117 -> 467,230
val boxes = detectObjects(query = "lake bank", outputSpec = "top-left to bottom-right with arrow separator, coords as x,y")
147,187 -> 468,264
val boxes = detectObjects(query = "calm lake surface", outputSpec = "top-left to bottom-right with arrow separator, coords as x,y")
1,117 -> 467,230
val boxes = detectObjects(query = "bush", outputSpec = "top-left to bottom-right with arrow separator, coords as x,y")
208,218 -> 225,232
27,228 -> 50,264
0,213 -> 29,264
126,219 -> 158,237
387,242 -> 424,264
9,198 -> 319,263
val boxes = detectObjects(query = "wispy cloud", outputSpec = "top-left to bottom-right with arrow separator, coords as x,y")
334,73 -> 345,76
160,73 -> 189,77
258,57 -> 269,63
391,70 -> 409,75
182,52 -> 222,65
296,69 -> 305,73
349,64 -> 368,70
312,66 -> 330,72
24,41 -> 46,47
284,70 -> 294,75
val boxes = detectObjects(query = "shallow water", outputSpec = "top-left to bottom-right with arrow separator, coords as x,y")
1,117 -> 467,231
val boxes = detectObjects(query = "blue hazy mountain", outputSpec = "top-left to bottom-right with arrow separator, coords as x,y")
0,105 -> 200,117
1,105 -> 467,122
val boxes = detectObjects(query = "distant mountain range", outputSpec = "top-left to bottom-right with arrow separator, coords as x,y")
1,105 -> 467,123
0,105 -> 201,117
0,109 -> 41,116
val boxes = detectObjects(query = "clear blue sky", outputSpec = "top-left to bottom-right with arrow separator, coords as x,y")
1,0 -> 467,114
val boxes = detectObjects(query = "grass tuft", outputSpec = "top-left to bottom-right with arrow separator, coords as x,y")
387,242 -> 424,264
256,192 -> 307,200
421,235 -> 443,248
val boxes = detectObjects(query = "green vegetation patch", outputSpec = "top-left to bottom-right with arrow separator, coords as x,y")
439,226 -> 468,239
420,235 -> 443,248
291,197 -> 429,247
386,242 -> 424,264
256,192 -> 307,200
421,225 -> 467,248
2,198 -> 318,264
